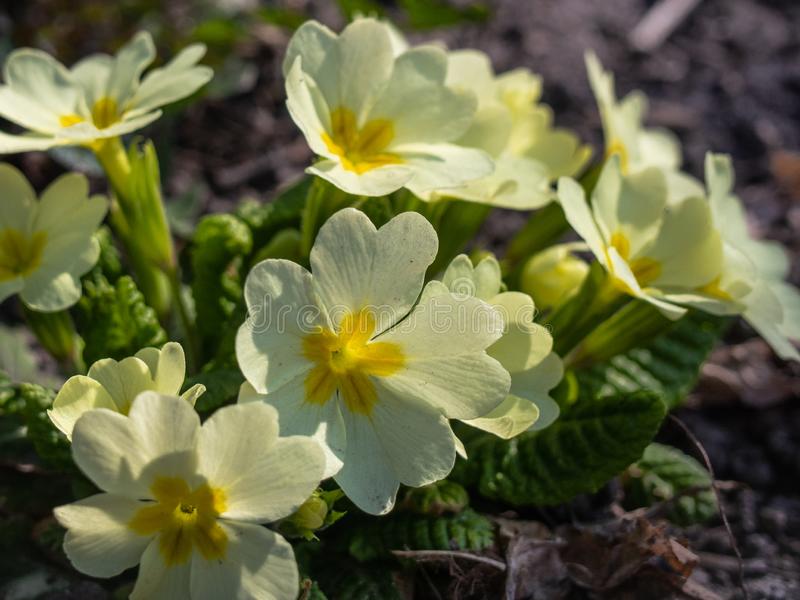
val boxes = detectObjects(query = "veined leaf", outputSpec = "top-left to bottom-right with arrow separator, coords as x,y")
455,392 -> 666,506
625,443 -> 717,525
576,310 -> 728,409
347,507 -> 494,562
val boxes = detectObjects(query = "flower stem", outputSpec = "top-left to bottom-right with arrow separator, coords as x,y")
93,137 -> 173,319
166,266 -> 200,375
21,305 -> 84,374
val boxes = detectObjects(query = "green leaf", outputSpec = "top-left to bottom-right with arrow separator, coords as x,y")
75,274 -> 167,366
576,310 -> 728,409
237,177 -> 308,253
346,507 -> 494,562
21,383 -> 72,470
625,443 -> 717,525
319,566 -> 402,600
337,0 -> 384,20
189,214 -> 252,356
399,0 -> 490,29
455,392 -> 666,506
187,367 -> 244,413
400,480 -> 470,515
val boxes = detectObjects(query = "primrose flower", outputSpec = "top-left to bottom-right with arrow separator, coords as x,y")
440,254 -> 564,434
48,341 -> 205,439
236,208 -> 510,514
585,51 -> 701,199
520,243 -> 590,312
417,50 -> 590,209
558,156 -> 724,319
283,18 -> 493,197
665,154 -> 800,361
0,31 -> 212,153
55,393 -> 323,599
0,164 -> 106,311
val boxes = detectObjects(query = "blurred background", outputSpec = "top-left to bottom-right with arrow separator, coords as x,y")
1,1 -> 799,598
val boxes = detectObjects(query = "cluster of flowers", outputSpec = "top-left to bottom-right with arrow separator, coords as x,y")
0,17 -> 797,600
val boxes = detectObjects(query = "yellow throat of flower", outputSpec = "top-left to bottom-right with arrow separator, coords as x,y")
0,228 -> 47,282
605,138 -> 630,174
59,97 -> 121,130
302,309 -> 405,416
321,107 -> 403,174
608,231 -> 661,293
128,476 -> 228,566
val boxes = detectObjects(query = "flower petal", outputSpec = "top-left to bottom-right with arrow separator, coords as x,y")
487,291 -> 552,373
307,159 -> 413,196
0,130 -> 63,152
105,31 -> 156,107
398,142 -> 494,197
239,380 -> 345,479
442,254 -> 502,301
190,522 -> 298,600
557,176 -> 606,261
370,46 -> 476,144
71,393 -> 199,496
150,342 -> 187,396
0,163 -> 37,230
2,49 -> 81,128
198,401 -> 325,523
130,538 -> 192,600
462,395 -> 540,439
311,208 -> 437,334
237,259 -> 324,394
87,356 -> 157,410
334,411 -> 399,515
54,493 -> 150,578
369,387 -> 456,486
127,44 -> 212,115
48,375 -> 117,439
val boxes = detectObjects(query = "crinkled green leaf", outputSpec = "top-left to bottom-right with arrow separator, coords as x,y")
401,480 -> 470,515
21,383 -> 72,470
346,508 -> 494,562
75,274 -> 167,366
237,177 -> 308,251
625,443 -> 717,525
190,214 -> 252,356
576,310 -> 728,409
454,392 -> 666,506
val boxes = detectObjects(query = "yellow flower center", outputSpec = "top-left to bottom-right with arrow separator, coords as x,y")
59,97 -> 121,130
608,231 -> 661,293
302,309 -> 405,415
128,476 -> 228,566
605,138 -> 630,174
321,107 -> 403,174
697,276 -> 733,301
0,229 -> 47,282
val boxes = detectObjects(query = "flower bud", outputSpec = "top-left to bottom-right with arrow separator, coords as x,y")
521,243 -> 588,311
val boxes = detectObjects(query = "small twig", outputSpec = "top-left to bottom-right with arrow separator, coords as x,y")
669,415 -> 749,600
391,550 -> 507,572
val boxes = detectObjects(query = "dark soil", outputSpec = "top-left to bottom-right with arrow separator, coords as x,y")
2,1 -> 800,599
